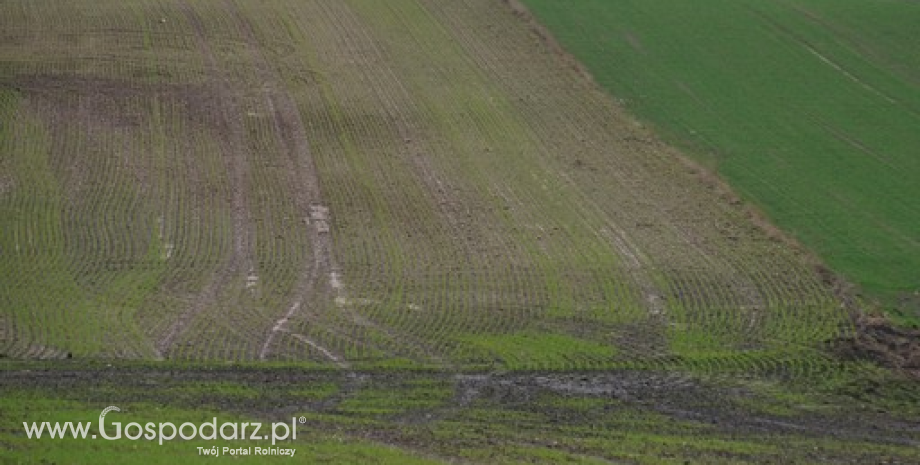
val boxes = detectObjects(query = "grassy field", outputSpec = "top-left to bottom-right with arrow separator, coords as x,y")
520,0 -> 920,324
1,379 -> 442,464
0,0 -> 850,372
0,0 -> 918,463
2,362 -> 919,464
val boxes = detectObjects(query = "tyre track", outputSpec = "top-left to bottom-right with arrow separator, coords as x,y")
255,0 -> 465,365
157,2 -> 254,357
310,0 -> 468,367
217,1 -> 339,364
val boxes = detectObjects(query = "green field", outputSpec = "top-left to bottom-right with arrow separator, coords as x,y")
521,0 -> 920,323
3,363 -> 919,464
0,0 -> 853,371
1,0 -> 919,463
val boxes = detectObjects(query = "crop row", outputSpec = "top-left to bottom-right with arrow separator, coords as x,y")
0,0 -> 853,371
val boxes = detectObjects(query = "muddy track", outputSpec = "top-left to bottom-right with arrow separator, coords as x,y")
214,0 -> 339,364
235,0 -> 452,366
157,1 -> 255,357
313,1 -> 461,367
7,364 -> 915,457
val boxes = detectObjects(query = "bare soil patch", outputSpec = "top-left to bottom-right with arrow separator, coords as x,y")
831,314 -> 920,378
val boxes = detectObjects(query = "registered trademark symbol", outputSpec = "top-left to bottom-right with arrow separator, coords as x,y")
299,417 -> 307,424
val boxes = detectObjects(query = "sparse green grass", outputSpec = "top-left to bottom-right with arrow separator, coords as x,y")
0,389 -> 442,464
1,0 -> 853,370
1,1 -> 917,462
337,379 -> 452,418
288,382 -> 339,401
462,331 -> 617,370
522,0 -> 920,322
2,362 -> 920,464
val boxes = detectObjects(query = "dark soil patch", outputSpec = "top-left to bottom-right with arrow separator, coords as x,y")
831,314 -> 920,378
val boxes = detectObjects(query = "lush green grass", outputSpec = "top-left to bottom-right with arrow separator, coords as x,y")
521,0 -> 920,322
